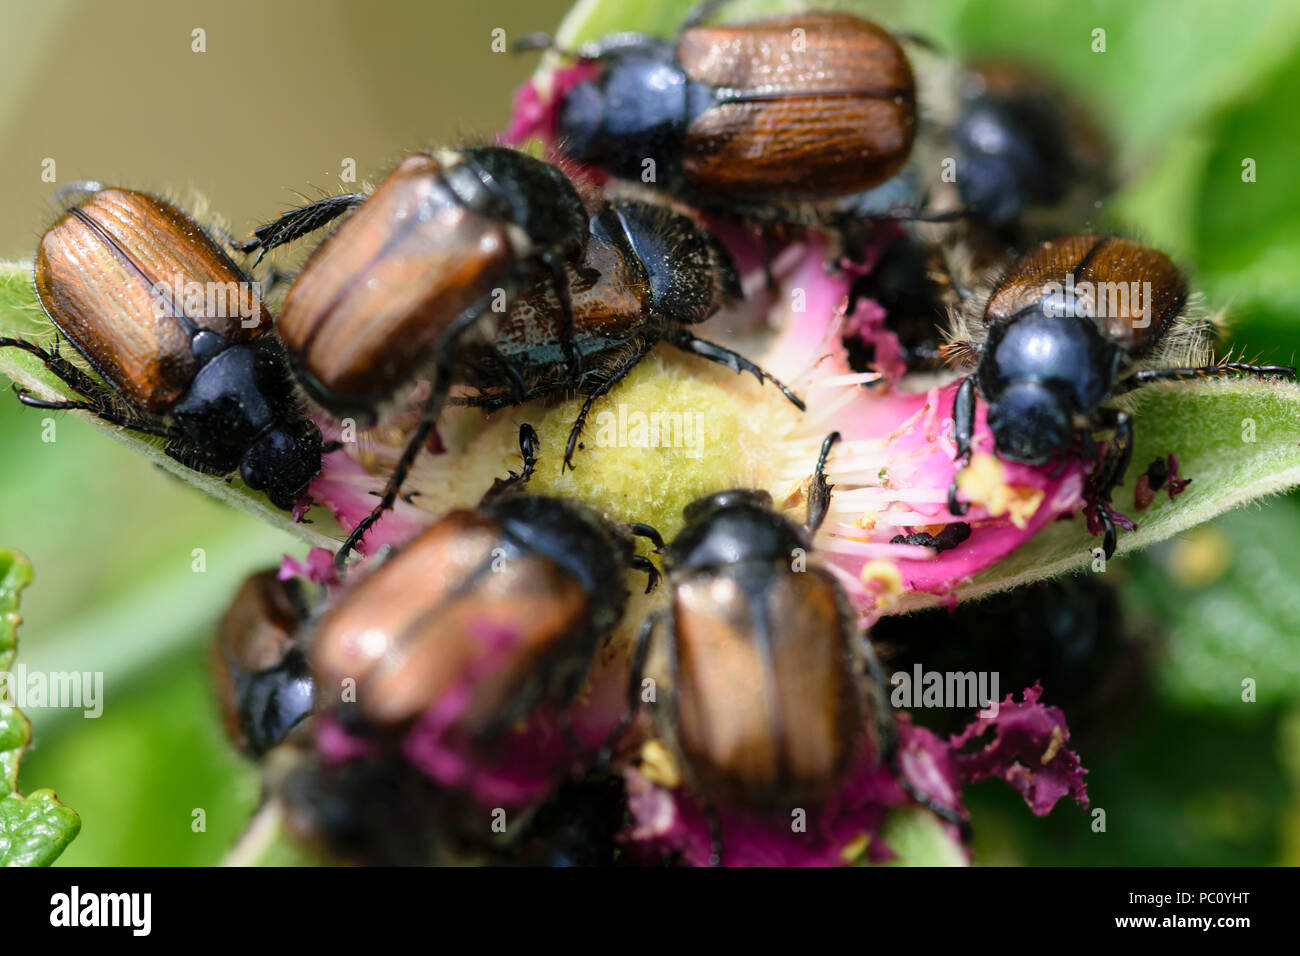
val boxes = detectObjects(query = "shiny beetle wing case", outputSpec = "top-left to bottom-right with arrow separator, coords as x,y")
277,153 -> 514,415
310,499 -> 629,730
984,234 -> 1187,354
678,13 -> 916,196
35,188 -> 269,412
666,562 -> 862,807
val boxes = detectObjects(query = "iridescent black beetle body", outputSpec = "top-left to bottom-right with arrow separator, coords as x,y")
947,235 -> 1296,556
235,146 -> 591,561
873,577 -> 1141,744
521,4 -> 923,237
622,434 -> 966,864
454,196 -> 803,468
953,62 -> 1111,231
310,427 -> 661,731
1,186 -> 323,509
844,237 -> 952,376
212,569 -> 315,757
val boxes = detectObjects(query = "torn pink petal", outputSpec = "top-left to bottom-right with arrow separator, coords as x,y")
950,683 -> 1090,816
307,448 -> 430,556
278,547 -> 340,588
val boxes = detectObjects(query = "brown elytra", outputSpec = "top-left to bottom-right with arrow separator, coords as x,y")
276,153 -> 515,419
667,564 -> 864,808
678,13 -> 916,197
984,234 -> 1188,354
35,187 -> 269,411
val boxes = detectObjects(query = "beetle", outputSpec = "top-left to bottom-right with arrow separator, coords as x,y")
279,751 -> 449,866
944,234 -> 1296,556
520,6 -> 926,232
211,569 -> 315,758
234,147 -> 592,561
621,433 -> 965,864
309,424 -> 661,734
453,196 -> 804,467
952,61 -> 1111,233
843,235 -> 955,377
0,186 -> 323,509
873,577 -> 1137,742
843,61 -> 1115,379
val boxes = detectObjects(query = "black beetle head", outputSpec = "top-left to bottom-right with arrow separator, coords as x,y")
557,80 -> 607,165
241,418 -> 324,510
956,98 -> 1072,227
669,490 -> 807,573
986,380 -> 1072,466
460,146 -> 587,265
594,199 -> 740,324
557,51 -> 690,185
682,489 -> 773,525
236,648 -> 315,757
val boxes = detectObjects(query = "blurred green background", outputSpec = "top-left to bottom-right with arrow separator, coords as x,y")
2,0 -> 1299,864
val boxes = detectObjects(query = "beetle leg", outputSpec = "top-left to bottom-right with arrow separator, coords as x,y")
336,398 -> 441,568
1,337 -> 174,440
882,206 -> 968,224
1091,408 -> 1133,504
598,613 -> 658,767
235,194 -> 365,264
897,769 -> 973,842
665,328 -> 806,411
542,254 -> 583,382
482,423 -> 540,500
865,636 -> 974,841
515,31 -> 664,61
12,385 -> 172,438
1113,361 -> 1296,394
1089,407 -> 1134,560
892,30 -> 945,54
446,392 -> 513,411
1096,504 -> 1118,561
679,0 -> 731,31
498,353 -> 530,404
804,431 -> 842,536
335,298 -> 490,568
0,336 -> 120,406
947,375 -> 976,516
562,337 -> 657,471
511,31 -> 565,54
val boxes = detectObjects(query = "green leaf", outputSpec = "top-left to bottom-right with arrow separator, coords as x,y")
0,263 -> 341,553
904,379 -> 1300,609
18,645 -> 262,866
0,551 -> 80,866
1192,48 -> 1300,338
1126,502 -> 1300,713
954,0 -> 1300,159
869,807 -> 968,867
